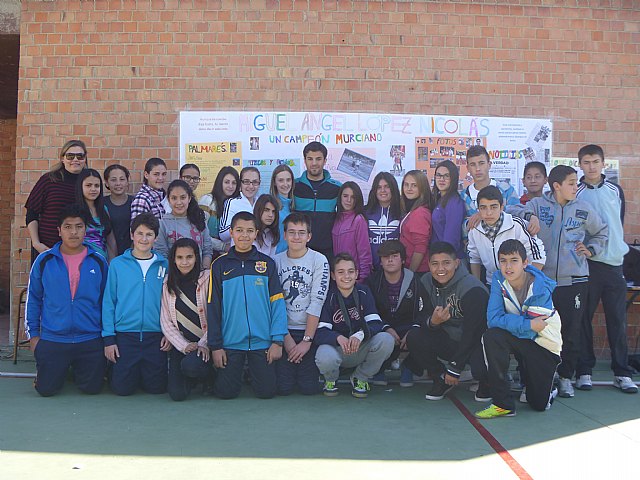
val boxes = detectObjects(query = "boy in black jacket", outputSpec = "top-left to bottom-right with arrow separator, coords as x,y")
405,242 -> 490,401
367,240 -> 427,386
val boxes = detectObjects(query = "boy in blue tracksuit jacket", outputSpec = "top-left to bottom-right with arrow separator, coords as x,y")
477,240 -> 562,418
26,205 -> 108,396
102,213 -> 170,396
208,211 -> 288,399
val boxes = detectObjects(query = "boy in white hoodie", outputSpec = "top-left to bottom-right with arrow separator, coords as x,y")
476,239 -> 562,419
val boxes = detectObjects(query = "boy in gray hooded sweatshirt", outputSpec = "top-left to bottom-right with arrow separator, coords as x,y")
510,165 -> 608,398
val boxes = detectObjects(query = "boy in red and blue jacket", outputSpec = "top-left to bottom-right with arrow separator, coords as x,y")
26,204 -> 108,396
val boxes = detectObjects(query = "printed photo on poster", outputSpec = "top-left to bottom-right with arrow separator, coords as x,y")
337,148 -> 376,182
184,142 -> 242,198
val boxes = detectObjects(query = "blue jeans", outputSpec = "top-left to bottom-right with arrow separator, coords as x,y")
110,332 -> 167,396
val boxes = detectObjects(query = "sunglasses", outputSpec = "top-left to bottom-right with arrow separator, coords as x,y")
65,153 -> 86,160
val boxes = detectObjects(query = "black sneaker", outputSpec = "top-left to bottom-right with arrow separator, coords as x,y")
474,383 -> 492,402
425,378 -> 455,401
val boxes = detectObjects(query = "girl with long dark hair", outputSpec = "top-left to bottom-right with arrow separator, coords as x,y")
198,166 -> 240,254
332,181 -> 372,281
365,172 -> 403,269
155,180 -> 213,269
76,168 -> 116,260
160,238 -> 214,401
431,160 -> 465,258
253,194 -> 280,258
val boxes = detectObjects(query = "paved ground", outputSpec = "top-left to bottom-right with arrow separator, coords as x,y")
0,348 -> 638,480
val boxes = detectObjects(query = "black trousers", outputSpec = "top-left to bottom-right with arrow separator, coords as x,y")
553,283 -> 588,379
168,348 -> 214,401
577,261 -> 634,377
483,328 -> 560,411
214,349 -> 277,399
404,326 -> 487,383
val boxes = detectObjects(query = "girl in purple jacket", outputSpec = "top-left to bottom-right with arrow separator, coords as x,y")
431,160 -> 465,258
332,181 -> 372,282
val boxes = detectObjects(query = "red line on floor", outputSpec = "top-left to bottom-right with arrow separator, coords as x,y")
449,394 -> 533,480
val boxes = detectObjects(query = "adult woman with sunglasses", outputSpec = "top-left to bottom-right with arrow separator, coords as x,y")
25,140 -> 88,262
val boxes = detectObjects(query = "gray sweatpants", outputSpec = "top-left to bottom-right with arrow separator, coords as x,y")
315,332 -> 394,382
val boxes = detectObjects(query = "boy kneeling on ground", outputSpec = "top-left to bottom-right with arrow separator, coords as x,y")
476,239 -> 562,419
315,253 -> 394,398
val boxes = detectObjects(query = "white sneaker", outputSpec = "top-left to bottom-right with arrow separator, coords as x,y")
545,387 -> 558,410
557,377 -> 574,398
613,376 -> 638,394
576,374 -> 593,391
519,387 -> 527,403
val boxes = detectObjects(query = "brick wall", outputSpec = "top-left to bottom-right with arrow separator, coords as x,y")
13,0 -> 640,354
0,119 -> 16,302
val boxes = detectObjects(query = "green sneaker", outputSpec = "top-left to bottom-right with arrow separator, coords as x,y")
323,380 -> 339,397
351,377 -> 370,398
475,404 -> 516,419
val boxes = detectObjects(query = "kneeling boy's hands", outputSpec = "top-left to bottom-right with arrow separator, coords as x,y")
348,336 -> 361,353
213,349 -> 227,368
267,343 -> 283,364
104,345 -> 120,363
288,341 -> 311,364
197,346 -> 210,362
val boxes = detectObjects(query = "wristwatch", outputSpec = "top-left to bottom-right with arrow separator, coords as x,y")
302,335 -> 313,343
272,340 -> 284,347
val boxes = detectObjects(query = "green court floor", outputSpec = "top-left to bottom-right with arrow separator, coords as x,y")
0,354 -> 638,479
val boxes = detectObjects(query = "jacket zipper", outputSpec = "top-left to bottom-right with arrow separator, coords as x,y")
241,260 -> 252,350
555,206 -> 565,281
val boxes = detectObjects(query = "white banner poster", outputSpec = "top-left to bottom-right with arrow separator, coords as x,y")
180,111 -> 552,199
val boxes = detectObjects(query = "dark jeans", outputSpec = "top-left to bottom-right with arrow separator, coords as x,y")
33,337 -> 105,397
110,332 -> 168,396
553,283 -> 588,379
276,330 -> 320,396
214,349 -> 277,399
168,348 -> 214,401
577,261 -> 634,377
483,328 -> 560,411
404,326 -> 487,383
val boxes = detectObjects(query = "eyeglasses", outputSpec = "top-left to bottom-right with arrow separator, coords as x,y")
286,230 -> 308,237
241,180 -> 261,186
435,173 -> 450,179
181,175 -> 201,183
65,153 -> 86,160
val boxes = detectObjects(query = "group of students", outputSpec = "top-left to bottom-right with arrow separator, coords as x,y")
24,140 -> 637,419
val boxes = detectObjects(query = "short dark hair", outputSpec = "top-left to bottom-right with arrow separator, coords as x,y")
131,212 -> 159,236
377,240 -> 406,262
466,145 -> 490,162
429,241 -> 457,259
498,239 -> 527,261
104,164 -> 130,182
332,252 -> 356,272
477,185 -> 503,205
578,144 -> 604,163
231,211 -> 257,229
523,161 -> 547,178
58,203 -> 89,228
548,165 -> 576,191
180,163 -> 200,176
283,212 -> 311,232
303,141 -> 327,160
